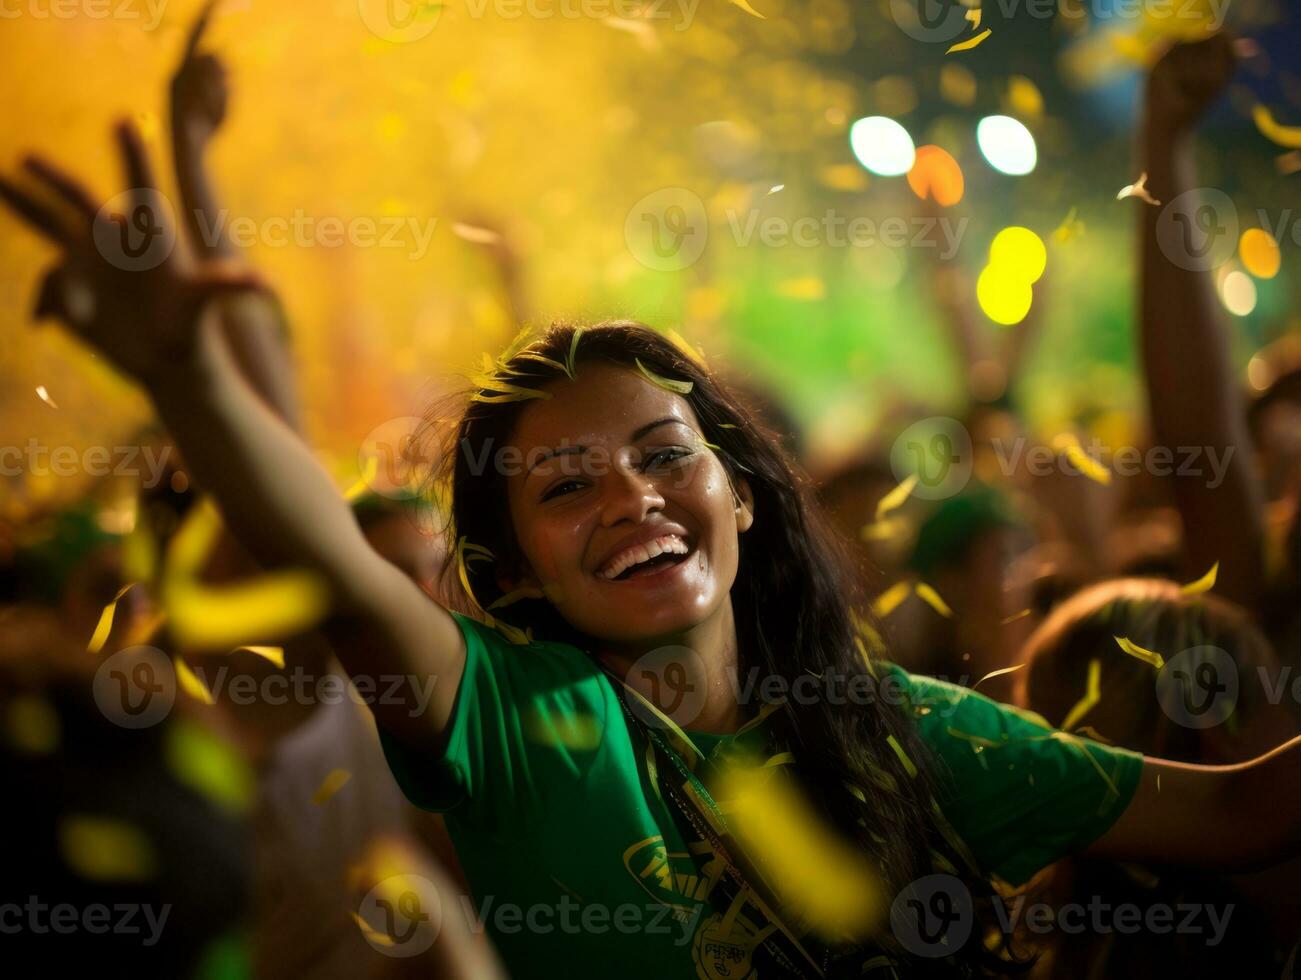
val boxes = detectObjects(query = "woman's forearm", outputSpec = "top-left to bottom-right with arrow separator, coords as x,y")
172,133 -> 231,260
148,312 -> 379,607
1137,120 -> 1264,607
1222,734 -> 1301,867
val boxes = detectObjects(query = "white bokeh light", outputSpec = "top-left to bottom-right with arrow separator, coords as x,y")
976,115 -> 1037,176
849,116 -> 916,176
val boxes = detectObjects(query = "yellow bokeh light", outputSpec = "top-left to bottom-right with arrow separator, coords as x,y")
1239,228 -> 1281,279
990,226 -> 1047,283
978,264 -> 1034,325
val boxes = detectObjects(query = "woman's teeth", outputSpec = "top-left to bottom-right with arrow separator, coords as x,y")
599,534 -> 690,580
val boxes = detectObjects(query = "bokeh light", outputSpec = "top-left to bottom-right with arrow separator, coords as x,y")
849,116 -> 916,176
976,115 -> 1037,175
990,227 -> 1047,282
977,265 -> 1034,325
1220,270 -> 1258,317
906,145 -> 964,206
1239,228 -> 1281,279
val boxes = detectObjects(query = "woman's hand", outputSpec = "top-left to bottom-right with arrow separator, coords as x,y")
170,0 -> 227,153
0,120 -> 262,385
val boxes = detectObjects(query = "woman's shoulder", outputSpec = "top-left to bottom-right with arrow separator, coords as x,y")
453,612 -> 608,690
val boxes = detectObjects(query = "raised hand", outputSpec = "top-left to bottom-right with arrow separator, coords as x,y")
0,121 -> 262,385
1145,33 -> 1236,137
171,0 -> 228,151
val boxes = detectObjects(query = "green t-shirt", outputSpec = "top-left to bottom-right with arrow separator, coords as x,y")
378,615 -> 1142,979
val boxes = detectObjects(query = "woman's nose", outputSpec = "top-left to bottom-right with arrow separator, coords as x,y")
598,468 -> 665,527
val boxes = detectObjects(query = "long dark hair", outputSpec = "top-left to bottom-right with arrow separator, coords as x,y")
418,321 -> 1025,975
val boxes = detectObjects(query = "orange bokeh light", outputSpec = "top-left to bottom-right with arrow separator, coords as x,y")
906,145 -> 965,206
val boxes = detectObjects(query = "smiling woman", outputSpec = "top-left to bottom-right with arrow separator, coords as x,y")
4,110 -> 1301,974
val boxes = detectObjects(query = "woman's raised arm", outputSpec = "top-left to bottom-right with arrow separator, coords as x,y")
0,121 -> 465,745
1087,735 -> 1301,873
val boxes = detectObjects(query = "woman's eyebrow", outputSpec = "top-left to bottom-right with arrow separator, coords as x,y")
630,417 -> 690,441
526,445 -> 584,477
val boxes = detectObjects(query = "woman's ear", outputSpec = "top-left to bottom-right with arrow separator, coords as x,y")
733,477 -> 755,533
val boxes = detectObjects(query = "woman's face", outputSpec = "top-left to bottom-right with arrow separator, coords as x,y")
501,362 -> 753,647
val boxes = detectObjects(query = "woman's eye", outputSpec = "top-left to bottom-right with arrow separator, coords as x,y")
644,448 -> 692,470
541,480 -> 585,501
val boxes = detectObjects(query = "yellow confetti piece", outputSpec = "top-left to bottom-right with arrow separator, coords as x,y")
915,582 -> 953,617
872,581 -> 912,618
1052,206 -> 1085,245
725,0 -> 765,18
874,474 -> 919,522
35,385 -> 58,409
719,762 -> 883,942
452,222 -> 501,245
886,733 -> 919,778
1000,608 -> 1031,625
1180,561 -> 1218,596
59,815 -> 156,882
87,582 -> 137,655
343,456 -> 379,501
1052,433 -> 1112,485
164,496 -> 223,581
947,28 -> 992,53
1060,658 -> 1101,732
4,694 -> 60,755
165,718 -> 255,813
1252,104 -> 1301,150
231,645 -> 285,668
964,6 -> 981,27
860,516 -> 909,543
164,572 -> 330,649
1116,171 -> 1161,206
1114,635 -> 1165,670
122,518 -> 158,587
634,358 -> 693,395
972,663 -> 1024,690
313,768 -> 353,805
523,707 -> 603,750
175,655 -> 216,705
664,328 -> 707,367
351,910 -> 396,947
